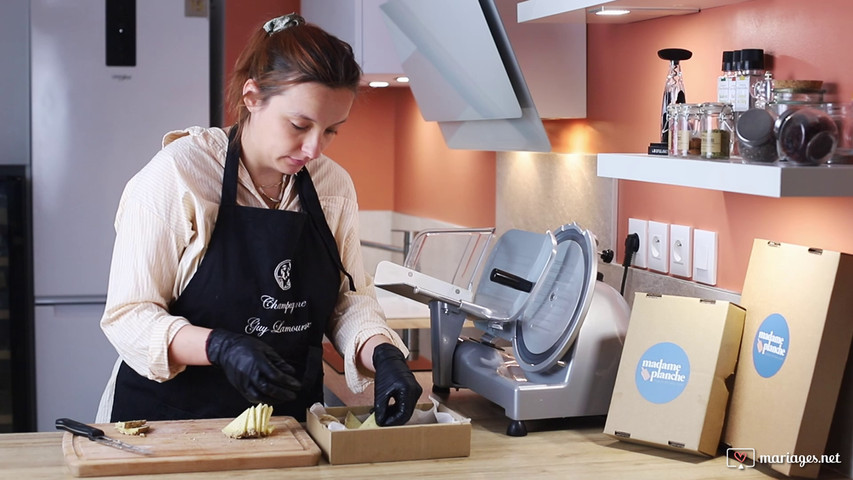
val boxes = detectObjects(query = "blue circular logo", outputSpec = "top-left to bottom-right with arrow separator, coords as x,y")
635,342 -> 691,404
752,313 -> 789,378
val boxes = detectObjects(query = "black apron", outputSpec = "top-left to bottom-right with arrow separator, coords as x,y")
112,128 -> 354,422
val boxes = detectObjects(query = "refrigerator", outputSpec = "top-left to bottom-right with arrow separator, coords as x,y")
0,167 -> 35,433
30,0 -> 220,431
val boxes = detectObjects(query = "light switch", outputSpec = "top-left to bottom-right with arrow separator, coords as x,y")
693,229 -> 717,285
647,221 -> 669,273
628,218 -> 648,269
670,224 -> 692,278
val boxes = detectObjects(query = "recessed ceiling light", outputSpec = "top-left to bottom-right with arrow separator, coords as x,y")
593,7 -> 631,15
395,76 -> 410,83
368,81 -> 390,88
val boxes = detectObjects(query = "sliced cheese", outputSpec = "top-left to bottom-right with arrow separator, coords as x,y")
114,419 -> 149,436
359,413 -> 379,430
222,404 -> 275,439
344,411 -> 362,429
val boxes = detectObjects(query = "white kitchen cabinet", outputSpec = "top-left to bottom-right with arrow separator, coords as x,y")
301,0 -> 404,84
517,0 -> 753,24
597,153 -> 853,197
35,303 -> 117,431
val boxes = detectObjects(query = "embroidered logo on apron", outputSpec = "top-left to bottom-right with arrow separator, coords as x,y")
274,259 -> 293,291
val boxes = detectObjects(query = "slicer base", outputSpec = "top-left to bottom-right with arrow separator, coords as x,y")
451,339 -> 615,422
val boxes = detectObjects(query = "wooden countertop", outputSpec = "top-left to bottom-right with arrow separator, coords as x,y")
2,386 -> 847,479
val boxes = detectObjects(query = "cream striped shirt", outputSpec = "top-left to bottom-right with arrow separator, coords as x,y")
97,126 -> 405,418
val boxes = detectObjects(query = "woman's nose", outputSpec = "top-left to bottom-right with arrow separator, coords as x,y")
301,132 -> 323,160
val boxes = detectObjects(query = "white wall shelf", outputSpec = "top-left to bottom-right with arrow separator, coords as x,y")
597,153 -> 853,198
517,0 -> 752,24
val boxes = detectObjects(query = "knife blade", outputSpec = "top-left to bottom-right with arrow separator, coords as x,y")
56,417 -> 153,455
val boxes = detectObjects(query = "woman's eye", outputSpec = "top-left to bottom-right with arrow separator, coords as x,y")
291,123 -> 308,131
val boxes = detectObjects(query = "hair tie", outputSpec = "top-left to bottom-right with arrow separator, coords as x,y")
263,13 -> 305,35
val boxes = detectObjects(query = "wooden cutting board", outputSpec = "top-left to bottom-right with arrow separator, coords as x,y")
61,417 -> 320,477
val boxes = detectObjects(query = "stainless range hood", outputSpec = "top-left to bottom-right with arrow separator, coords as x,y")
379,0 -> 552,152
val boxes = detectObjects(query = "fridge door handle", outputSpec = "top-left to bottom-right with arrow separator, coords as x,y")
35,296 -> 107,306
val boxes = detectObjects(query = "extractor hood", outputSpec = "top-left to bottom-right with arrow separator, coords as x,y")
379,0 -> 552,152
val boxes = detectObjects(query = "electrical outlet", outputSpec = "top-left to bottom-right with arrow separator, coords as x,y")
693,229 -> 718,285
670,224 -> 692,278
647,221 -> 669,273
628,218 -> 648,269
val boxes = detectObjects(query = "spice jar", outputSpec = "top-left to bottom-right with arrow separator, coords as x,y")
668,103 -> 702,157
700,102 -> 734,159
666,104 -> 680,156
775,107 -> 838,165
736,108 -> 778,163
825,102 -> 853,164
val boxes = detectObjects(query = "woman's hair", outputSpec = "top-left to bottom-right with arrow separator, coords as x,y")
226,14 -> 362,132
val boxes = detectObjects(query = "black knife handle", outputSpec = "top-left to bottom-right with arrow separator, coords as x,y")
56,417 -> 105,440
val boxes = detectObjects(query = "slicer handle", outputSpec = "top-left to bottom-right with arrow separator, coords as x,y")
489,268 -> 534,293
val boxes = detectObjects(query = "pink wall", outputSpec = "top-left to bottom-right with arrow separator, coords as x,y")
568,0 -> 853,292
389,90 -> 497,227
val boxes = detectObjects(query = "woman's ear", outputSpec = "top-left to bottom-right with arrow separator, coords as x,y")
242,79 -> 262,112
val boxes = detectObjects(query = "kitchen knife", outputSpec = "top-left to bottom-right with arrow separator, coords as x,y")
56,417 -> 153,455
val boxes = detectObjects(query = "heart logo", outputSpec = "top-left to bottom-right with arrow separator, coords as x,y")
734,451 -> 747,463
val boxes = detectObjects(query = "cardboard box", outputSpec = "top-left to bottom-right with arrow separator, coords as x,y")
604,293 -> 745,456
724,239 -> 853,479
306,403 -> 471,465
825,348 -> 853,479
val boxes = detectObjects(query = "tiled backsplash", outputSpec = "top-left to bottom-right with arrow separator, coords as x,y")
496,152 -> 617,254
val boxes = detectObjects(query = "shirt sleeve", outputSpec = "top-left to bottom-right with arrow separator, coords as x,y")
100,174 -> 194,382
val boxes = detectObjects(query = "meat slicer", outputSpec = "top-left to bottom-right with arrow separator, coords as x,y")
374,223 -> 630,436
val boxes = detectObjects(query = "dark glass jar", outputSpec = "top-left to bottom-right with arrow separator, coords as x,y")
736,108 -> 778,163
775,107 -> 838,165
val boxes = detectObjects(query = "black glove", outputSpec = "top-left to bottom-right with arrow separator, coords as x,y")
372,343 -> 422,426
205,328 -> 302,404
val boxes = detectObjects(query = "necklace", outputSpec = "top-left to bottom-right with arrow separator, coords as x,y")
255,180 -> 285,205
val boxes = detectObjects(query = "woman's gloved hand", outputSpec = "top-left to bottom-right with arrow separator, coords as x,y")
205,328 -> 302,404
372,343 -> 423,426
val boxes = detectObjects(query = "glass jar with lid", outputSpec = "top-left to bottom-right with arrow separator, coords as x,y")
825,102 -> 853,164
668,103 -> 702,157
736,108 -> 778,163
775,106 -> 838,165
666,103 -> 680,156
699,102 -> 734,160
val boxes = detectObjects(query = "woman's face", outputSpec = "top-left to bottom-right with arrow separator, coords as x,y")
241,81 -> 355,179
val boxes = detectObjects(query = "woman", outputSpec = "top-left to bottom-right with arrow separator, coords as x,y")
96,13 -> 421,426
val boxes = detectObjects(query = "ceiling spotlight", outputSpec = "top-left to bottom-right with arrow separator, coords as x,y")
395,76 -> 410,83
593,7 -> 631,15
368,81 -> 390,88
